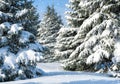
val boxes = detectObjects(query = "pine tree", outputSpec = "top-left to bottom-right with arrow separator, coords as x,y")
66,0 -> 86,27
21,0 -> 40,36
64,0 -> 120,76
37,5 -> 63,61
0,0 -> 44,81
6,0 -> 40,36
54,28 -> 78,60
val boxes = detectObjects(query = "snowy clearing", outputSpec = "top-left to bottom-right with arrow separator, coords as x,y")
1,63 -> 120,84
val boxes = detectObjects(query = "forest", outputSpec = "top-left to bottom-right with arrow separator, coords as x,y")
0,0 -> 120,84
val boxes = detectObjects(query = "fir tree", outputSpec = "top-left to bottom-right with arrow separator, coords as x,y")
54,28 -> 78,60
63,0 -> 120,76
7,0 -> 40,36
21,0 -> 40,36
37,5 -> 63,61
0,0 -> 43,81
66,0 -> 86,27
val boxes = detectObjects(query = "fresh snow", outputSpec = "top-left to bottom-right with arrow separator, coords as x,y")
4,54 -> 16,69
0,22 -> 11,30
28,42 -> 44,52
0,47 -> 16,69
0,11 -> 12,20
8,24 -> 23,34
19,31 -> 34,43
1,63 -> 120,84
16,9 -> 28,18
16,49 -> 42,65
113,42 -> 120,64
0,37 -> 7,44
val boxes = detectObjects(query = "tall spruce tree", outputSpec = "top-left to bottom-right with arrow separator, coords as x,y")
21,0 -> 40,36
0,0 -> 44,81
37,5 -> 63,61
54,28 -> 78,60
63,0 -> 120,76
7,0 -> 40,36
66,0 -> 86,27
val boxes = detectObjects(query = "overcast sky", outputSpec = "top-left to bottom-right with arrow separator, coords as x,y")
33,0 -> 68,24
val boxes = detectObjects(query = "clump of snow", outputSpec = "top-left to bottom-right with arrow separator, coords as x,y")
18,70 -> 23,75
101,29 -> 111,37
101,4 -> 114,13
69,0 -> 75,3
19,31 -> 35,43
112,42 -> 120,64
57,28 -> 78,37
8,24 -> 23,34
84,36 -> 98,48
78,48 -> 92,58
0,11 -> 12,20
81,13 -> 103,30
4,54 -> 16,69
112,65 -> 118,71
0,47 -> 16,69
0,11 -> 8,19
16,49 -> 43,65
54,49 -> 73,59
0,36 -> 8,46
87,49 -> 109,64
0,22 -> 11,31
16,9 -> 28,18
28,42 -> 44,52
17,50 -> 35,65
86,21 -> 106,39
0,46 -> 9,56
79,0 -> 93,8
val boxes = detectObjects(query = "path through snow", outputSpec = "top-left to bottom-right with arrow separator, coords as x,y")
1,63 -> 120,84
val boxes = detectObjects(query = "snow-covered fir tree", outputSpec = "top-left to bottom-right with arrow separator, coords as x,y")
37,5 -> 63,61
19,0 -> 39,36
54,0 -> 82,60
63,0 -> 120,76
5,0 -> 40,36
66,0 -> 86,27
0,0 -> 44,81
21,0 -> 40,36
54,28 -> 78,60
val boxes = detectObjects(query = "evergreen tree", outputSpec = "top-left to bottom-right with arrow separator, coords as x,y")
63,0 -> 120,76
37,5 -> 63,61
66,0 -> 86,27
54,28 -> 78,60
5,0 -> 40,35
21,0 -> 40,36
0,0 -> 44,81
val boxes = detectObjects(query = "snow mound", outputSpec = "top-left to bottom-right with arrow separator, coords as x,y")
1,63 -> 120,84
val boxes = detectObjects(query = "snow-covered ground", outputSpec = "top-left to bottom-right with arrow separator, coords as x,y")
1,63 -> 120,84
